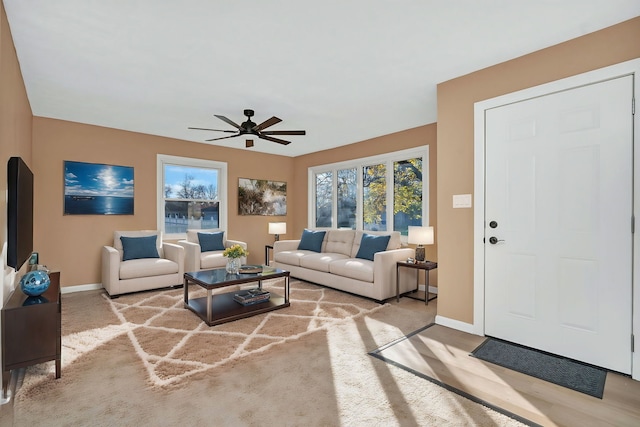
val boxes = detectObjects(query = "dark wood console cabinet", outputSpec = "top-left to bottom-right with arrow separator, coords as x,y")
2,271 -> 60,397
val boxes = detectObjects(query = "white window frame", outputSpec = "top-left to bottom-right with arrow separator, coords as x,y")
307,146 -> 429,242
157,154 -> 228,240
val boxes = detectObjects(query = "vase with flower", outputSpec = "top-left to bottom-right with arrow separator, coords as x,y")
223,244 -> 248,274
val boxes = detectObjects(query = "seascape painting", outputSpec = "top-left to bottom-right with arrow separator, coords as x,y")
64,161 -> 134,215
238,178 -> 286,216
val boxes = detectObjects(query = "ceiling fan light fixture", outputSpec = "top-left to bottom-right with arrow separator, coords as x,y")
189,109 -> 305,148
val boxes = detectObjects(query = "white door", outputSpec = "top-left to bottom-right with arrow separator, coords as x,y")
484,75 -> 633,374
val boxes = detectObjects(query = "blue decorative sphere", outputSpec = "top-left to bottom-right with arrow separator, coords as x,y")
20,270 -> 51,297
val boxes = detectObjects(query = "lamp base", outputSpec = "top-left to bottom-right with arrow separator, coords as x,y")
415,245 -> 425,262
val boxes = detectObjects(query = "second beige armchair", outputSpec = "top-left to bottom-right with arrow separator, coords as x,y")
178,229 -> 247,272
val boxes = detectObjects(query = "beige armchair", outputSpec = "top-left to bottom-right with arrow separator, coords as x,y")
178,229 -> 247,272
102,230 -> 184,297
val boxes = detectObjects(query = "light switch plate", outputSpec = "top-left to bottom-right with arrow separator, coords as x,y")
453,194 -> 472,208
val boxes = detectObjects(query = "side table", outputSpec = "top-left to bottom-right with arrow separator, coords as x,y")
2,271 -> 61,398
265,245 -> 274,266
396,261 -> 438,305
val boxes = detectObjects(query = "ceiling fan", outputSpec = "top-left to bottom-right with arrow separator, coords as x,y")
189,109 -> 306,148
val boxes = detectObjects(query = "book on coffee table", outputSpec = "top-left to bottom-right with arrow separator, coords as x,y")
239,265 -> 263,274
233,288 -> 270,305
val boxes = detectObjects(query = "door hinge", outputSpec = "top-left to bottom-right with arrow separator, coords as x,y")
633,97 -> 636,115
633,215 -> 636,234
632,334 -> 635,352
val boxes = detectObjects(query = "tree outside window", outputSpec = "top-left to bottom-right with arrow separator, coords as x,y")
310,147 -> 427,235
162,162 -> 221,235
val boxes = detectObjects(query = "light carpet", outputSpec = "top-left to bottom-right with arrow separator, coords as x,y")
21,279 -> 386,390
6,280 -> 526,426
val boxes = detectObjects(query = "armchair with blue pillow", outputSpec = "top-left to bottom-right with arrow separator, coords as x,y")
178,229 -> 247,272
101,230 -> 185,297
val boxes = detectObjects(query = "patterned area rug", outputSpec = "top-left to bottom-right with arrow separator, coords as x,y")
24,279 -> 386,390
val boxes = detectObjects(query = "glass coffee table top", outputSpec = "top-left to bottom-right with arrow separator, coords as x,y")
186,267 -> 287,286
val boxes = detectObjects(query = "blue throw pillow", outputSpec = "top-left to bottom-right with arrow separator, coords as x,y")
355,233 -> 391,261
297,229 -> 326,252
120,235 -> 159,261
198,231 -> 225,252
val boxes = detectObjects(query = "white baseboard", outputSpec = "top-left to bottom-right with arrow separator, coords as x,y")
435,315 -> 482,336
417,285 -> 438,294
61,283 -> 103,294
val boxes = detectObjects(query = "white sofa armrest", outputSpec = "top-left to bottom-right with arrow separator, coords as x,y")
163,242 -> 184,265
101,245 -> 121,295
373,247 -> 415,299
273,239 -> 300,253
178,240 -> 200,272
225,239 -> 247,249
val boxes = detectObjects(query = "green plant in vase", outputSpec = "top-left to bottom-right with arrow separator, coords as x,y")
223,244 -> 248,274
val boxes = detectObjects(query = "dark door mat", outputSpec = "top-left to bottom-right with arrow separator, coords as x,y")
471,338 -> 607,399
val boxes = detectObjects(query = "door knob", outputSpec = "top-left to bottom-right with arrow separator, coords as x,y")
489,237 -> 504,244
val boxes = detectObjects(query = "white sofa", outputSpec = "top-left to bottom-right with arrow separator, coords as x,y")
102,230 -> 184,297
272,229 -> 416,302
178,229 -> 247,272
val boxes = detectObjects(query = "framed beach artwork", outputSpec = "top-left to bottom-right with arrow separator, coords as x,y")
64,161 -> 134,215
238,178 -> 286,216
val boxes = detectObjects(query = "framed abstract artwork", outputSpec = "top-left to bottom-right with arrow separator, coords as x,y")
64,160 -> 134,215
238,178 -> 286,216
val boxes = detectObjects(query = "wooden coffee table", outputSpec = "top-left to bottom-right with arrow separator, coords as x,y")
183,267 -> 290,326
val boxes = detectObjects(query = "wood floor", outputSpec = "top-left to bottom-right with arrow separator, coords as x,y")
371,324 -> 640,427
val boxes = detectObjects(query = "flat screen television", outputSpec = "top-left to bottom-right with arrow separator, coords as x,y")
7,156 -> 34,270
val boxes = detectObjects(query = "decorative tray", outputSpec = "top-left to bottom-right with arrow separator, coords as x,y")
239,265 -> 263,274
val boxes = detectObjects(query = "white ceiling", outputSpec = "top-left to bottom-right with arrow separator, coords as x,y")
4,1 -> 640,157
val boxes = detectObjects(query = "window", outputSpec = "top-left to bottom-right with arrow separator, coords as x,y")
157,155 -> 227,240
315,171 -> 332,227
308,146 -> 428,237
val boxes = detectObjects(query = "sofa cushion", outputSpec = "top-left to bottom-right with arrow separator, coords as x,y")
120,258 -> 178,280
200,251 -> 227,269
351,230 -> 401,257
299,252 -> 349,272
355,233 -> 391,261
329,258 -> 374,282
120,235 -> 160,261
274,250 -> 310,267
198,231 -> 225,252
186,228 -> 221,244
298,229 -> 326,252
324,230 -> 355,256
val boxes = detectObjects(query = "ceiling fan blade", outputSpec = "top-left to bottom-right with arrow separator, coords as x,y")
246,139 -> 254,148
261,130 -> 306,136
259,134 -> 291,145
253,116 -> 282,132
214,115 -> 241,129
188,127 -> 237,133
205,134 -> 239,142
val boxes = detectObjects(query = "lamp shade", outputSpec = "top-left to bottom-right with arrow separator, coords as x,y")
268,222 -> 287,235
408,226 -> 434,245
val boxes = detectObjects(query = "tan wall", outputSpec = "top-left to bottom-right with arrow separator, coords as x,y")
436,17 -> 640,324
32,118 -> 294,287
0,2 -> 33,303
32,119 -> 436,289
292,124 -> 438,273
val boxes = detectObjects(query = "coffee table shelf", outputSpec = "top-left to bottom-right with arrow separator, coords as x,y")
184,268 -> 290,326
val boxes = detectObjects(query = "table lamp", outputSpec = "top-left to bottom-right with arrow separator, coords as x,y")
268,222 -> 287,242
408,226 -> 434,262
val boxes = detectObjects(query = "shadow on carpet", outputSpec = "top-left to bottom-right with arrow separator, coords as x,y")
471,337 -> 607,399
368,324 -> 537,427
